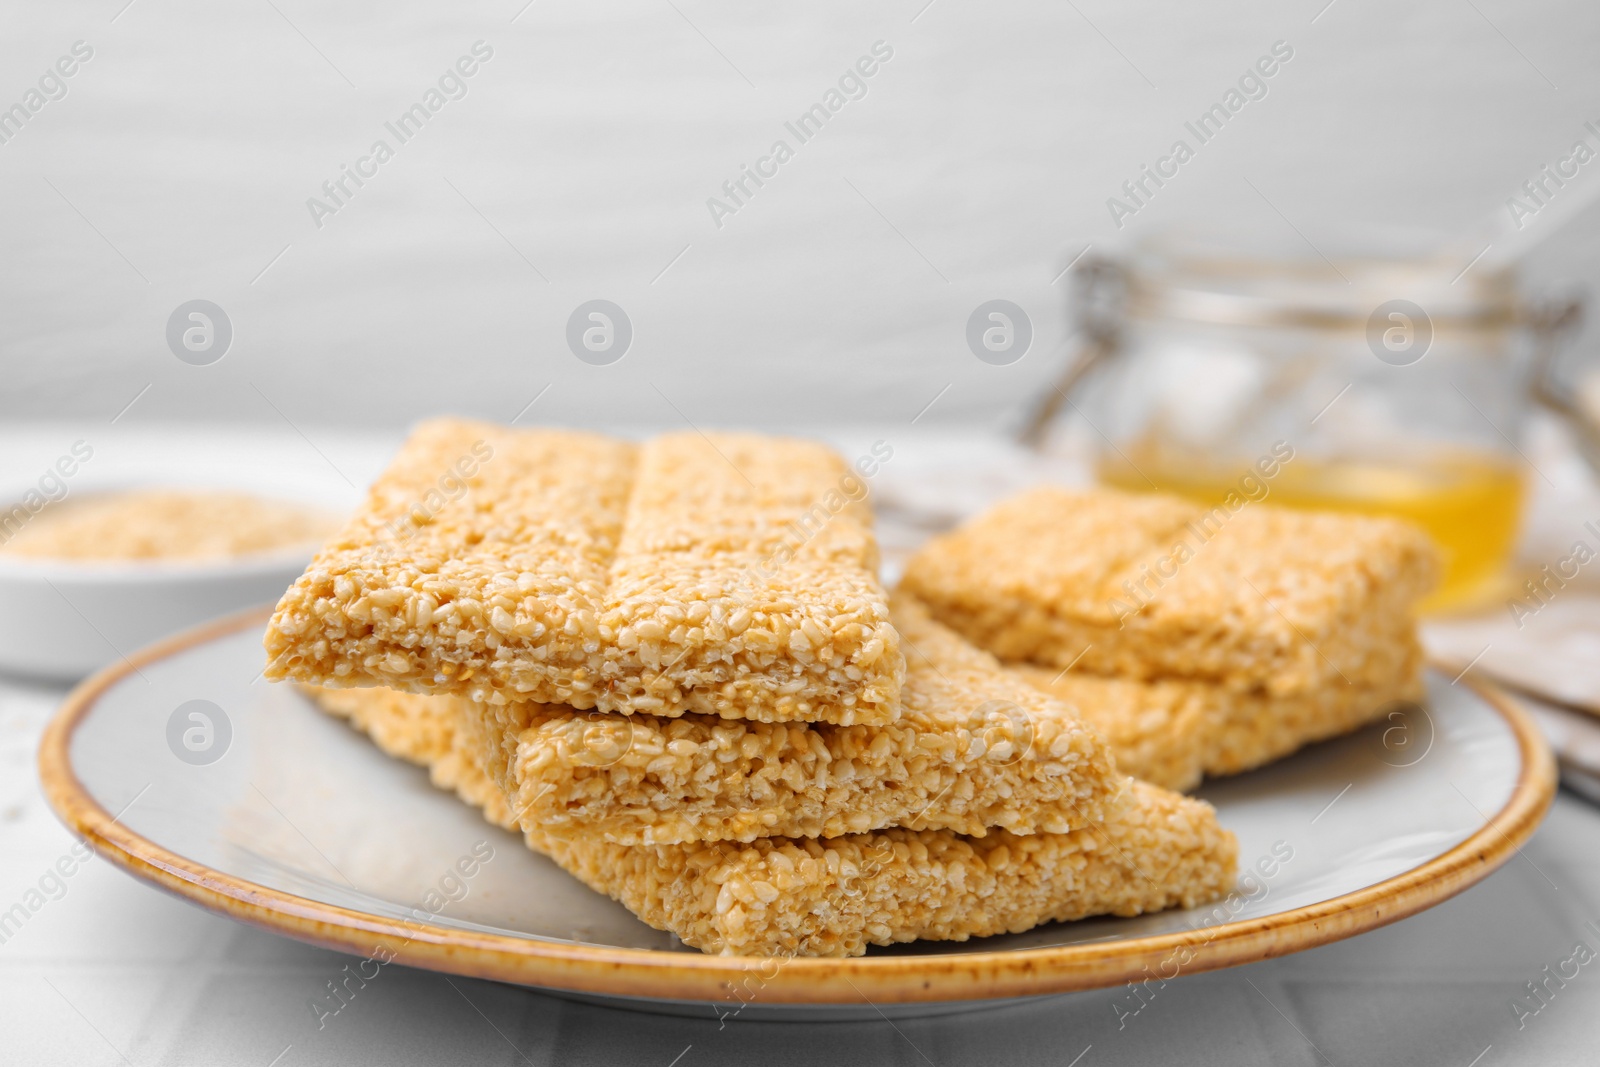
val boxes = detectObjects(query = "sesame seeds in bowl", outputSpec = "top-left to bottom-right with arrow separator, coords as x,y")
0,485 -> 346,681
0,488 -> 339,565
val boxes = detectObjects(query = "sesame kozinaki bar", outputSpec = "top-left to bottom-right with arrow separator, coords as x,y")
266,419 -> 903,725
1009,632 -> 1426,792
466,594 -> 1120,845
901,486 -> 1438,696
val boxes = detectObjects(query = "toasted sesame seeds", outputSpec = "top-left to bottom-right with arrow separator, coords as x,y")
902,486 -> 1439,696
264,420 -> 903,725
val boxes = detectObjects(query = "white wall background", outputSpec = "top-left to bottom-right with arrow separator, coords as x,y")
2,0 -> 1599,433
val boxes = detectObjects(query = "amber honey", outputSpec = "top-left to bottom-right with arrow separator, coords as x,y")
1098,448 -> 1525,613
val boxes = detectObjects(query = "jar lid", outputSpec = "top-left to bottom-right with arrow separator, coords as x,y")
1123,239 -> 1521,331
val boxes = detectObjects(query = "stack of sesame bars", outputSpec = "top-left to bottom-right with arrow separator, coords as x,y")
901,486 -> 1440,792
263,420 -> 1236,957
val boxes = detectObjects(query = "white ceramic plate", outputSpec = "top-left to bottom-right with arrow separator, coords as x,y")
40,612 -> 1554,1019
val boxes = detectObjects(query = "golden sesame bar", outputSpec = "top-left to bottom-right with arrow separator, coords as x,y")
265,419 -> 903,725
1009,633 -> 1426,792
305,683 -> 1236,957
468,595 -> 1120,845
543,781 -> 1235,957
901,486 -> 1439,696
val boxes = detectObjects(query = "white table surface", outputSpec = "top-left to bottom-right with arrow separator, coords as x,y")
4,421 -> 1600,1065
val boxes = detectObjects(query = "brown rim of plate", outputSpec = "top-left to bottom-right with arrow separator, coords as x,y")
38,607 -> 1557,1006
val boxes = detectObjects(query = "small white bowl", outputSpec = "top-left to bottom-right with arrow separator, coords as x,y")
0,549 -> 321,681
0,478 -> 349,681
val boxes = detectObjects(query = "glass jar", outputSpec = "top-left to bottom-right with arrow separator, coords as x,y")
1023,243 -> 1583,614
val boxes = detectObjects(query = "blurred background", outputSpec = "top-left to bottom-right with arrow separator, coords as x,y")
3,0 -> 1600,432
